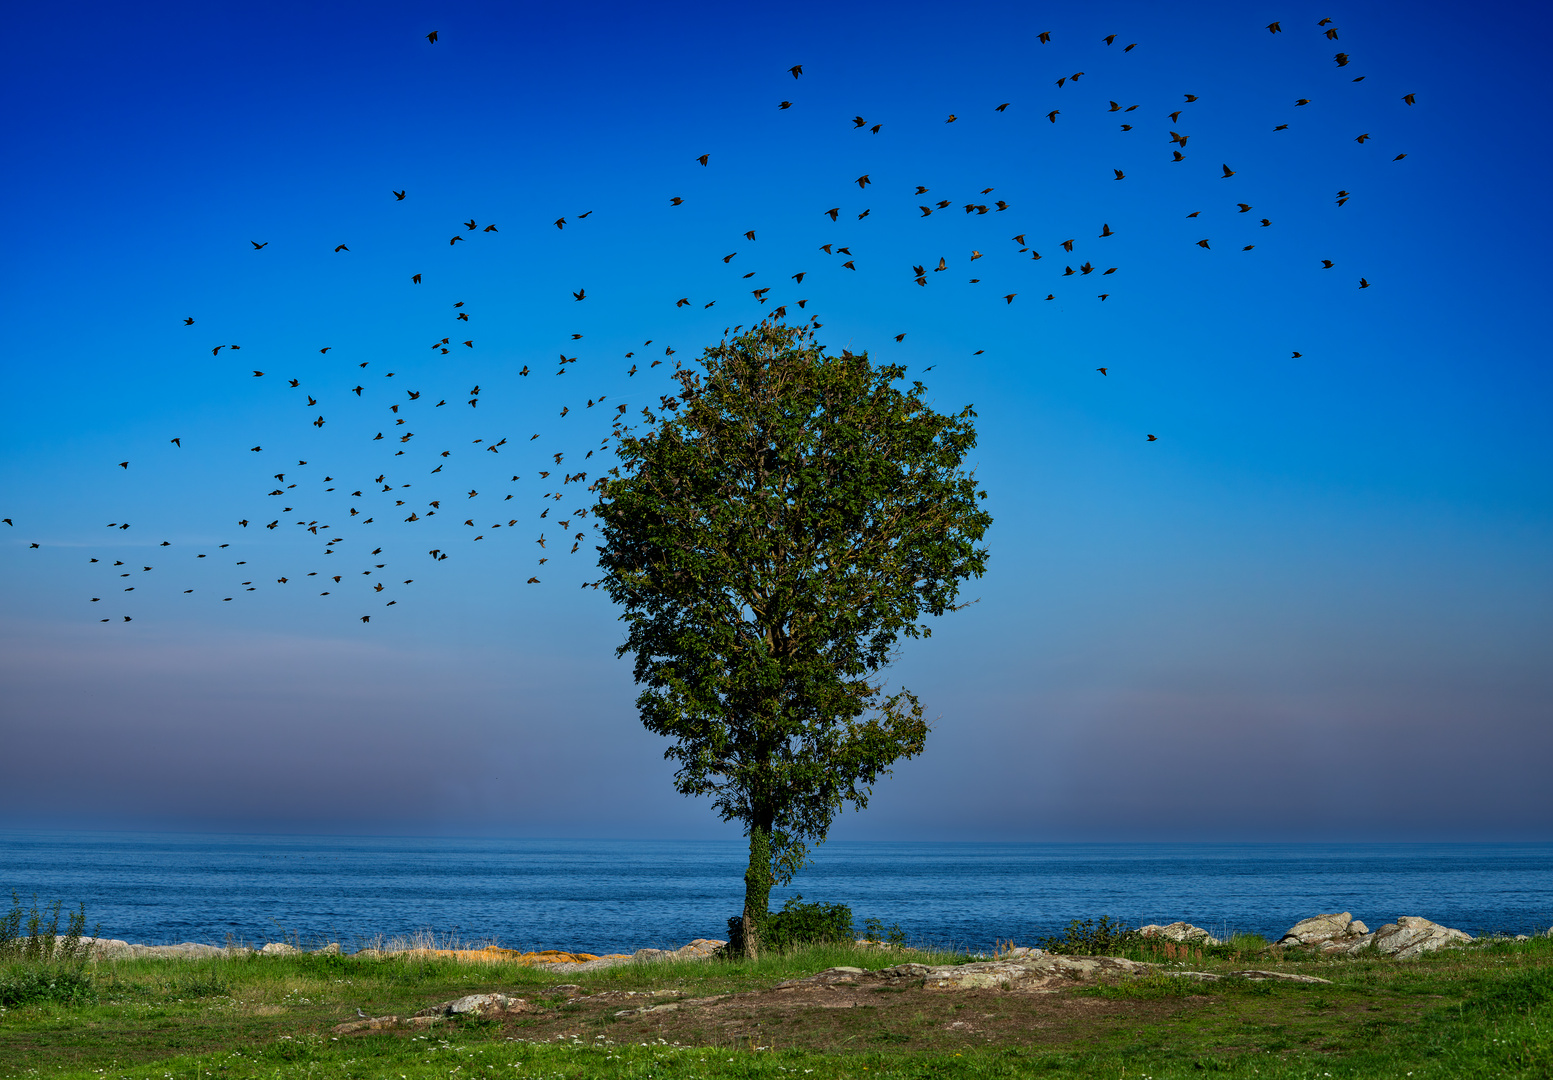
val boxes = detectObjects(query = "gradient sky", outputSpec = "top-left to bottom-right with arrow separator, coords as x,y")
2,0 -> 1549,842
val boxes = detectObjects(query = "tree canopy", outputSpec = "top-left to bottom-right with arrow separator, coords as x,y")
592,320 -> 991,954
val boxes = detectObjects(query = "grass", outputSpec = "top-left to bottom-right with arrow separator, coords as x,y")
0,937 -> 1548,1078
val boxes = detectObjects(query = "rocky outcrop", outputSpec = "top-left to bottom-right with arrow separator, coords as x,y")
260,942 -> 300,956
1137,922 -> 1221,946
774,954 -> 1153,993
1274,913 -> 1472,958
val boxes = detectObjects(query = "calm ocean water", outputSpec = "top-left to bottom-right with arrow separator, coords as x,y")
1,832 -> 1549,953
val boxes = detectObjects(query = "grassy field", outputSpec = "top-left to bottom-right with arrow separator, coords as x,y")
1,936 -> 1549,1079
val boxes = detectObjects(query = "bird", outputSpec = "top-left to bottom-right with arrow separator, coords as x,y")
251,241 -> 267,249
334,244 -> 349,252
394,190 -> 406,200
1197,239 -> 1211,249
170,438 -> 181,447
1221,164 -> 1235,178
1267,21 -> 1282,32
183,317 -> 194,325
1403,93 -> 1416,105
1359,278 -> 1371,289
1295,99 -> 1310,106
895,334 -> 906,342
1394,153 -> 1407,161
1292,352 -> 1303,358
856,175 -> 870,188
1096,368 -> 1107,375
1104,34 -> 1116,44
1356,133 -> 1370,143
426,30 -> 438,43
669,197 -> 683,206
1322,260 -> 1334,268
412,274 -> 421,284
1237,203 -> 1252,212
1039,31 -> 1050,43
1047,110 -> 1059,123
1184,94 -> 1198,102
995,103 -> 1009,112
1147,434 -> 1157,442
119,461 -> 129,469
779,101 -> 792,109
573,288 -> 586,301
788,64 -> 802,78
1099,224 -> 1113,237
1114,169 -> 1125,180
1003,294 -> 1016,304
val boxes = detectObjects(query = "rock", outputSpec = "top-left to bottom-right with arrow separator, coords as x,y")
774,955 -> 1151,994
413,993 -> 528,1019
260,942 -> 300,956
331,1015 -> 400,1033
314,942 -> 342,956
1276,914 -> 1473,958
1137,922 -> 1221,946
1367,917 -> 1472,959
1274,913 -> 1371,950
1170,969 -> 1332,984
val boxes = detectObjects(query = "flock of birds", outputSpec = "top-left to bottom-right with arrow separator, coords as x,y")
14,18 -> 1416,627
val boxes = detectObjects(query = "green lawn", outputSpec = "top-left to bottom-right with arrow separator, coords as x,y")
2,937 -> 1549,1079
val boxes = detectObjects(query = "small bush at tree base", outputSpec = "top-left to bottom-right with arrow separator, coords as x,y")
728,896 -> 854,955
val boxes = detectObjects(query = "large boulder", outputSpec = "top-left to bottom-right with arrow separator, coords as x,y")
1137,922 -> 1221,946
1367,917 -> 1473,958
1274,914 -> 1472,958
1274,913 -> 1370,950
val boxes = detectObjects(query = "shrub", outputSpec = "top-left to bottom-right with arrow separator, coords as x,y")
1039,917 -> 1141,956
0,892 -> 96,964
0,965 -> 97,1008
728,895 -> 854,954
861,917 -> 908,946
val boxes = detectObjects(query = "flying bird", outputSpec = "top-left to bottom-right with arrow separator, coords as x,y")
1403,93 -> 1416,105
1147,435 -> 1157,442
995,103 -> 1009,111
572,288 -> 586,301
1047,110 -> 1059,123
426,30 -> 438,43
334,244 -> 349,252
251,241 -> 267,249
394,190 -> 405,200
1221,164 -> 1235,177
183,317 -> 194,325
697,154 -> 709,165
170,438 -> 181,447
1268,21 -> 1281,31
1096,368 -> 1107,375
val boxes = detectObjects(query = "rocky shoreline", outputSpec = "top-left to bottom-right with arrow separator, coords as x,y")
44,911 -> 1545,969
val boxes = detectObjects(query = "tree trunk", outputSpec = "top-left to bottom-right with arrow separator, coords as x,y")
741,821 -> 774,959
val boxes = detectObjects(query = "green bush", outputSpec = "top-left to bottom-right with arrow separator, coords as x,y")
861,917 -> 908,946
0,891 -> 96,964
1039,916 -> 1141,956
727,895 -> 855,954
0,965 -> 97,1008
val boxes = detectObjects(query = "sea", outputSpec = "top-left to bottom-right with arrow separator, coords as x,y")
2,831 -> 1550,954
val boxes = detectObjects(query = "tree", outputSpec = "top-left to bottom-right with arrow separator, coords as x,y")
592,320 -> 991,956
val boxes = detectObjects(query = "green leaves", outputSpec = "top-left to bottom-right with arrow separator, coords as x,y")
594,320 -> 990,906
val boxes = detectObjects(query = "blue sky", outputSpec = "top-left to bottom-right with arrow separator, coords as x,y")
2,0 -> 1549,841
